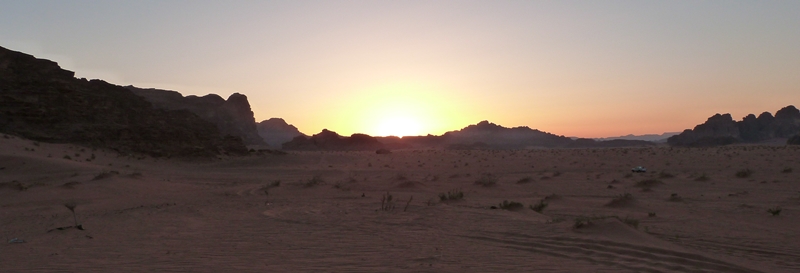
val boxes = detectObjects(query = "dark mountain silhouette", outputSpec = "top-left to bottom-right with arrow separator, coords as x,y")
594,132 -> 680,143
126,86 -> 265,146
256,118 -> 306,148
284,120 -> 654,150
668,105 -> 800,146
0,46 -> 247,157
282,129 -> 383,151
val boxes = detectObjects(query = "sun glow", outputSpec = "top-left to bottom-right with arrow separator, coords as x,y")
375,116 -> 423,137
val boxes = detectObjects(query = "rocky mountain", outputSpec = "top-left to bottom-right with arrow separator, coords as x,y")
594,132 -> 680,143
668,106 -> 800,146
256,118 -> 305,148
284,120 -> 655,150
126,86 -> 265,146
282,129 -> 383,151
0,46 -> 247,157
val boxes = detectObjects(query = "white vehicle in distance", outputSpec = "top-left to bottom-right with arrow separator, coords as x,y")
631,166 -> 647,173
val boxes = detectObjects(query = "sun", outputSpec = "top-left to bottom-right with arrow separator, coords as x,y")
375,116 -> 423,137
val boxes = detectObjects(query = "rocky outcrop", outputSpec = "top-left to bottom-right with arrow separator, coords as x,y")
282,129 -> 384,151
256,118 -> 305,148
668,106 -> 800,146
127,86 -> 265,146
0,46 -> 247,157
441,121 -> 575,149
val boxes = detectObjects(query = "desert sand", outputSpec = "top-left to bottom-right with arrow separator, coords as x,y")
2,133 -> 799,272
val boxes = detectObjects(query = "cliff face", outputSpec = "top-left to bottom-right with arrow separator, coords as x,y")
0,46 -> 247,157
127,86 -> 265,146
668,106 -> 800,146
256,118 -> 305,148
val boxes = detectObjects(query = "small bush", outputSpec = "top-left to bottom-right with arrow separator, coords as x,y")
767,207 -> 782,216
694,173 -> 710,181
438,189 -> 464,201
305,175 -> 324,187
634,179 -> 663,189
605,193 -> 635,207
516,176 -> 533,184
92,171 -> 119,181
735,169 -> 753,178
529,199 -> 548,213
782,167 -> 792,173
622,216 -> 639,229
658,172 -> 675,179
498,200 -> 524,211
474,174 -> 498,187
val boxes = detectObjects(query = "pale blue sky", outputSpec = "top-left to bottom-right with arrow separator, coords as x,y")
2,1 -> 799,137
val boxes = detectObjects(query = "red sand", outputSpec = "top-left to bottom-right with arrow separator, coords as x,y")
2,134 -> 799,272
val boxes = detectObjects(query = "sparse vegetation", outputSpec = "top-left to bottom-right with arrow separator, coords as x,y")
92,171 -> 119,181
658,171 -> 675,179
768,206 -> 782,216
305,175 -> 324,187
782,167 -> 793,173
530,199 -> 548,213
694,173 -> 710,181
438,189 -> 464,201
735,169 -> 753,178
668,193 -> 683,202
605,193 -> 635,207
497,200 -> 524,210
634,179 -> 663,189
516,176 -> 533,184
474,173 -> 498,187
380,192 -> 395,211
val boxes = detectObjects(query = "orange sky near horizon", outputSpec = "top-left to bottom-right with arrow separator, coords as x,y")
2,1 -> 798,138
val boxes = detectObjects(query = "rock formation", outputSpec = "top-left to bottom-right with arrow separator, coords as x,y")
256,118 -> 305,148
0,45 -> 247,157
127,86 -> 265,146
668,106 -> 800,146
282,129 -> 384,151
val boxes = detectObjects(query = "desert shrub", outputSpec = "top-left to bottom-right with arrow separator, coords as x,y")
395,173 -> 407,180
380,192 -> 395,211
438,189 -> 464,201
63,155 -> 72,160
573,216 -> 594,229
529,199 -> 548,213
0,181 -> 28,191
782,167 -> 793,173
634,179 -> 663,189
735,169 -> 753,178
624,173 -> 633,178
474,174 -> 498,187
92,171 -> 119,181
694,173 -> 710,181
768,206 -> 782,216
658,172 -> 675,179
498,200 -> 524,210
622,216 -> 639,229
648,212 -> 656,217
605,193 -> 635,207
305,175 -> 324,187
516,176 -> 533,184
668,193 -> 683,202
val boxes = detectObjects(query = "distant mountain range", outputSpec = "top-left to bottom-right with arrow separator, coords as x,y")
282,121 -> 655,151
667,106 -> 800,146
6,45 -> 794,153
593,132 -> 680,143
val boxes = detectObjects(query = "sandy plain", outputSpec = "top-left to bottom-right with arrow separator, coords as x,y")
1,134 -> 799,272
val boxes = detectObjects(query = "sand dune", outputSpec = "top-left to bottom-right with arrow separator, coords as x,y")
2,134 -> 799,272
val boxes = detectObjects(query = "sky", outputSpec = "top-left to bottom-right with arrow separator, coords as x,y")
2,1 -> 799,138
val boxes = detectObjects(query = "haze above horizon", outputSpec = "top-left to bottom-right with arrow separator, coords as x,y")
2,1 -> 798,138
